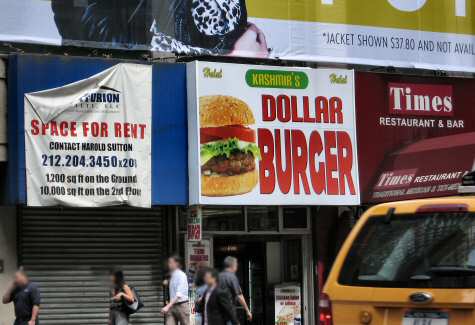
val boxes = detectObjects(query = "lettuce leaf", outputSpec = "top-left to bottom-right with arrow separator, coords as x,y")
200,138 -> 261,166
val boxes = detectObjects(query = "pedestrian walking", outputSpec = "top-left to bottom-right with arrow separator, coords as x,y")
197,268 -> 239,325
219,257 -> 252,324
161,255 -> 190,325
110,270 -> 135,325
1,268 -> 41,325
193,266 -> 209,325
163,271 -> 171,304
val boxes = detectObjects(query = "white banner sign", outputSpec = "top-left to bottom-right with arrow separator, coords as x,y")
187,61 -> 360,205
25,63 -> 152,207
185,239 -> 212,279
186,239 -> 212,325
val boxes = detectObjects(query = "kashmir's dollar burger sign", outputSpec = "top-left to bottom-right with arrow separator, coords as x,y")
188,62 -> 360,205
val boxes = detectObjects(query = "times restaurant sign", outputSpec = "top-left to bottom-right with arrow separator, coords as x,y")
357,73 -> 475,203
388,83 -> 453,117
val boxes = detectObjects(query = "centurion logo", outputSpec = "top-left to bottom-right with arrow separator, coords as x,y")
77,85 -> 121,109
388,83 -> 454,117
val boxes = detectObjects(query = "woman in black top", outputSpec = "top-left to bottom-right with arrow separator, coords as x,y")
110,270 -> 135,325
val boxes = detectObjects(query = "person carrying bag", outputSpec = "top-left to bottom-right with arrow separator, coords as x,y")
110,270 -> 144,325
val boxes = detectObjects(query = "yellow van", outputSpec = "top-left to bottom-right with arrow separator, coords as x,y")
322,196 -> 475,325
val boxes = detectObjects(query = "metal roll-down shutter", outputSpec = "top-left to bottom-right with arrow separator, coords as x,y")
19,207 -> 167,325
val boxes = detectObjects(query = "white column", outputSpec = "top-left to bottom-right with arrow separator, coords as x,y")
456,0 -> 467,17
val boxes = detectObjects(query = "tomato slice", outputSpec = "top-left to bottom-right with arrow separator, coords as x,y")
200,125 -> 256,144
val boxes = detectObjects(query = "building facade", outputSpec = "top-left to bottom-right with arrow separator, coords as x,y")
0,2 -> 474,325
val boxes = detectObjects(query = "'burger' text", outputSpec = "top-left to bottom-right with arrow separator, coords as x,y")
258,94 -> 356,196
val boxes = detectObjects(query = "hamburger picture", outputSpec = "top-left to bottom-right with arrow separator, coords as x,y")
199,95 -> 260,196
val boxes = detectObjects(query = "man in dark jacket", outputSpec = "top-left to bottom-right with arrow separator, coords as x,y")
197,269 -> 239,325
219,257 -> 252,323
2,269 -> 41,325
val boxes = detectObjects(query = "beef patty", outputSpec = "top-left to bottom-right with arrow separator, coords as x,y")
202,151 -> 255,176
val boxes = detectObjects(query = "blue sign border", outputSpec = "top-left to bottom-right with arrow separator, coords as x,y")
7,54 -> 188,205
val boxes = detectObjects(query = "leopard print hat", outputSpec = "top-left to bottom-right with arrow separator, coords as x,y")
191,0 -> 243,36
151,0 -> 247,54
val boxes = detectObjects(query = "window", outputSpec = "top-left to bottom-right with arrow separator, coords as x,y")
178,207 -> 187,231
177,206 -> 311,234
247,207 -> 279,231
283,239 -> 302,282
339,212 -> 475,288
202,206 -> 245,232
282,207 -> 309,229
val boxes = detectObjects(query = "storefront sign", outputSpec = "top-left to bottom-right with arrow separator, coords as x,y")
187,206 -> 203,241
187,61 -> 359,206
1,1 -> 475,71
275,284 -> 301,325
185,239 -> 211,278
24,63 -> 152,207
388,83 -> 454,117
357,73 -> 475,203
185,239 -> 211,325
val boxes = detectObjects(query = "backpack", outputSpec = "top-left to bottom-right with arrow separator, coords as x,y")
123,286 -> 145,316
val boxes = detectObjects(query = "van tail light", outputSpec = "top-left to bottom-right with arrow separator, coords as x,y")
319,293 -> 333,325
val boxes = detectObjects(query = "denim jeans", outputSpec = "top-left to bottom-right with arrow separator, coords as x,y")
194,313 -> 203,325
110,309 -> 129,325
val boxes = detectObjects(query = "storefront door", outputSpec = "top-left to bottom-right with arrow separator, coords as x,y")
179,206 -> 315,325
213,236 -> 304,325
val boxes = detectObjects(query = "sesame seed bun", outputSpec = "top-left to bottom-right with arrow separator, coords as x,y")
200,95 -> 255,128
201,170 -> 258,196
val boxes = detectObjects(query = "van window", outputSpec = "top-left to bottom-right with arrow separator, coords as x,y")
339,212 -> 475,288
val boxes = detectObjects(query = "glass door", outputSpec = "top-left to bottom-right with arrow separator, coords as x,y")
213,238 -> 266,325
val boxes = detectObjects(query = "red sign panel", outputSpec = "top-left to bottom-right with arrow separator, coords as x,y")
357,73 -> 475,203
388,83 -> 454,117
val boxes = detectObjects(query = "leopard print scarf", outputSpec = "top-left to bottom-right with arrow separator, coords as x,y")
151,0 -> 243,54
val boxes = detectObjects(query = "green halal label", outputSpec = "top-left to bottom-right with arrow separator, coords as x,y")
245,69 -> 309,89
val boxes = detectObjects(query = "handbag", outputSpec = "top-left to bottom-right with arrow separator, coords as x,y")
123,286 -> 145,315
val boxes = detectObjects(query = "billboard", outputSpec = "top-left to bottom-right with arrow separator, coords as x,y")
0,1 -> 474,71
187,61 -> 359,206
25,63 -> 152,207
357,72 -> 475,203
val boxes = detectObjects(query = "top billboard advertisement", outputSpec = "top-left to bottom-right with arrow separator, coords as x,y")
1,1 -> 475,72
